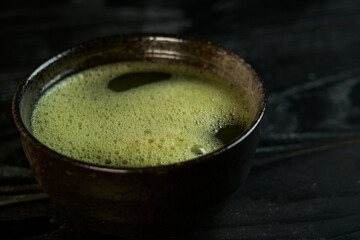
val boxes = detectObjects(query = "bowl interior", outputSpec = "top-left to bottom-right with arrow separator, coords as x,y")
15,34 -> 265,168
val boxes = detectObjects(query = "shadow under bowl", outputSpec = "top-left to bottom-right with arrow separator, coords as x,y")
12,33 -> 266,239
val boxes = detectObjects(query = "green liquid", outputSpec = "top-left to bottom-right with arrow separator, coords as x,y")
31,62 -> 250,167
215,124 -> 245,145
108,72 -> 172,92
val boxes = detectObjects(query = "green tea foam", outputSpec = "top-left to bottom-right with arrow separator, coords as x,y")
31,62 -> 251,167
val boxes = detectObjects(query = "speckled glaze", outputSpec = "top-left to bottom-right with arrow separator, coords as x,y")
12,33 -> 266,239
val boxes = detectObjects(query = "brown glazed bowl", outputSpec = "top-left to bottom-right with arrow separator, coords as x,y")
12,33 -> 266,239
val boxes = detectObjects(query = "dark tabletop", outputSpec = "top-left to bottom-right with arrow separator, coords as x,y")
1,0 -> 360,239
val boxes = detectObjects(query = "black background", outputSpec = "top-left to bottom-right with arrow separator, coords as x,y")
1,0 -> 360,239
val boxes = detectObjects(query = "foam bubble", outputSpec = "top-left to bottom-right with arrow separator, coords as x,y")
31,62 -> 251,167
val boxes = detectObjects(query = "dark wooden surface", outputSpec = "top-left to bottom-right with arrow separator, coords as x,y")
1,0 -> 360,239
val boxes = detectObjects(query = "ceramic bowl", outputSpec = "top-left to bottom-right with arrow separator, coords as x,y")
12,33 -> 266,239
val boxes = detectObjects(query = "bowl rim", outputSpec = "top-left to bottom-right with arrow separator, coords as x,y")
12,33 -> 266,174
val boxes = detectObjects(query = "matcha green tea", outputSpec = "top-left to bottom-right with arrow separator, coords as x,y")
31,62 -> 251,167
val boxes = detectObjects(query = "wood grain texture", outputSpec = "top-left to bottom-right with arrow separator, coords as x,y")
1,0 -> 360,239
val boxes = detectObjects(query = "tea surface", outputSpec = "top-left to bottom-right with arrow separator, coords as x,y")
31,62 -> 250,167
